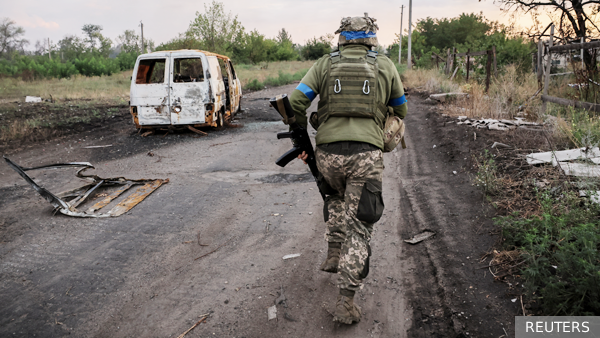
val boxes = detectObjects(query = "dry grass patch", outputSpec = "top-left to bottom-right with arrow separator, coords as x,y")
441,66 -> 543,121
235,61 -> 314,87
401,68 -> 461,93
0,71 -> 132,102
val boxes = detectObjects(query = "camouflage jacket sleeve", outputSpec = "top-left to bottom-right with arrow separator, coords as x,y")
384,58 -> 408,119
289,56 -> 328,128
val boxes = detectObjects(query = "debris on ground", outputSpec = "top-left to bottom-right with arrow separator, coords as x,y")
268,305 -> 277,320
579,191 -> 600,204
176,313 -> 209,338
526,147 -> 600,177
282,253 -> 301,260
276,286 -> 288,308
83,145 -> 113,149
25,96 -> 42,103
491,142 -> 511,149
3,156 -> 168,217
404,230 -> 436,244
429,93 -> 468,103
456,117 -> 543,131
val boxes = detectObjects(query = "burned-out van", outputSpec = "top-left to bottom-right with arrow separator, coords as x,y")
130,50 -> 242,130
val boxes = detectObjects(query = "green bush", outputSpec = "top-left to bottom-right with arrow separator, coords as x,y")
498,189 -> 600,315
73,56 -> 120,77
244,69 -> 308,91
245,79 -> 263,91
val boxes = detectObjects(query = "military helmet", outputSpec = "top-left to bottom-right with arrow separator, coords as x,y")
335,13 -> 379,47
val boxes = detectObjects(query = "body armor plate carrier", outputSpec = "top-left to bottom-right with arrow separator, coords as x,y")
317,50 -> 386,129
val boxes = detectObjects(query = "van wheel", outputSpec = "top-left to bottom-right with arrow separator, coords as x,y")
216,109 -> 224,129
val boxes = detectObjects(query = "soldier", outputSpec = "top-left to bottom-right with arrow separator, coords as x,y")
290,13 -> 408,324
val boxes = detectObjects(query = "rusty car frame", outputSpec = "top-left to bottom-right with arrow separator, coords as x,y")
129,50 -> 242,133
4,156 -> 168,218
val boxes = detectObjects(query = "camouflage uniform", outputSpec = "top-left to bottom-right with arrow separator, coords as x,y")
316,143 -> 384,292
288,13 -> 407,323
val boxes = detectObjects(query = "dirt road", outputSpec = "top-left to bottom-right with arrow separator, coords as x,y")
0,84 -> 518,337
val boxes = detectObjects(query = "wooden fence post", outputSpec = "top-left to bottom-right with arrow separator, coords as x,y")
492,45 -> 497,78
537,40 -> 543,84
452,47 -> 456,76
466,49 -> 471,81
485,49 -> 492,92
446,48 -> 451,74
542,24 -> 554,114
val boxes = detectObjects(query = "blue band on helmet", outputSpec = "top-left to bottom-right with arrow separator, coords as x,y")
389,94 -> 407,106
340,31 -> 377,40
296,83 -> 316,101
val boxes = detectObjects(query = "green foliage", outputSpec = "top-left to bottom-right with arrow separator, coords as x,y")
300,36 -> 332,60
243,69 -> 308,91
0,17 -> 29,56
555,105 -> 600,148
399,13 -> 534,74
57,35 -> 86,60
474,149 -> 500,195
0,52 -> 128,79
418,13 -> 495,51
0,54 -> 78,79
498,189 -> 600,315
117,29 -> 140,53
116,50 -> 139,71
186,0 -> 245,56
244,78 -> 263,91
74,56 -> 120,77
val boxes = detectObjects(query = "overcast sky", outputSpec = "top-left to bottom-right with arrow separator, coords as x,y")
5,0 -> 537,49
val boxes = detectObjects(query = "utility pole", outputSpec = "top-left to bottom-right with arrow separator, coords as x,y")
407,0 -> 412,68
399,5 -> 404,64
140,21 -> 145,53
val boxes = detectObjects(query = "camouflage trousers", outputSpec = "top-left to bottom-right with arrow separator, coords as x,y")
315,143 -> 384,292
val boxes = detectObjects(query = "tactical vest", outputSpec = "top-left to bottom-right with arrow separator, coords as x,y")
317,49 -> 387,129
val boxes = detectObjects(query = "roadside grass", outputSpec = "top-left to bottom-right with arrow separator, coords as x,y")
243,69 -> 309,91
548,104 -> 600,149
400,68 -> 461,93
236,60 -> 313,90
473,149 -> 501,196
473,144 -> 600,315
496,187 -> 600,315
0,71 -> 132,102
0,101 -> 126,144
440,63 -> 600,316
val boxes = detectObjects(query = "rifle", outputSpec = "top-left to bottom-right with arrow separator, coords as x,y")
269,94 -> 335,200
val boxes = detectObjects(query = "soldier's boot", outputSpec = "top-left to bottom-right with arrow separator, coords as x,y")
333,290 -> 361,324
320,242 -> 341,273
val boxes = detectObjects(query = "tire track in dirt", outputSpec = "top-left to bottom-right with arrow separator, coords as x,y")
393,93 -> 518,337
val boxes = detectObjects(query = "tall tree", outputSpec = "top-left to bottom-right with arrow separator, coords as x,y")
187,0 -> 245,55
81,24 -> 103,50
276,28 -> 293,45
0,18 -> 29,57
495,0 -> 600,70
58,35 -> 86,60
117,29 -> 140,53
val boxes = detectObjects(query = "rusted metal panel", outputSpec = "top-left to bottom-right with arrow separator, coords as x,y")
107,180 -> 166,216
3,156 -> 168,218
